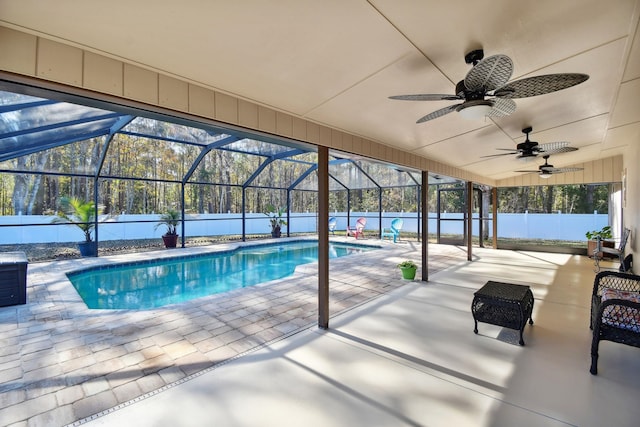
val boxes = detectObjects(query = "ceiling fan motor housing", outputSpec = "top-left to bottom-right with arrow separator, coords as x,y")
464,49 -> 484,65
515,140 -> 539,158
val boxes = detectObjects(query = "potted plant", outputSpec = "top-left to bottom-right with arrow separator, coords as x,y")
586,226 -> 614,259
155,208 -> 181,248
397,260 -> 418,280
52,197 -> 100,257
264,204 -> 287,238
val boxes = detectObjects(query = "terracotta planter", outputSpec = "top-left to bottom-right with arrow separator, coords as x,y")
162,234 -> 179,248
587,239 -> 614,259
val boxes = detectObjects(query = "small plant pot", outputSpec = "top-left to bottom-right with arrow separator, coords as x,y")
400,266 -> 417,280
271,227 -> 282,238
78,241 -> 97,257
162,234 -> 179,248
587,239 -> 614,259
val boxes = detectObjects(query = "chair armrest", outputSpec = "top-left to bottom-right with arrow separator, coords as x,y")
592,271 -> 640,298
601,247 -> 622,255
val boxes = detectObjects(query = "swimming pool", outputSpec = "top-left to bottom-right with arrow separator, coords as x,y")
67,241 -> 378,310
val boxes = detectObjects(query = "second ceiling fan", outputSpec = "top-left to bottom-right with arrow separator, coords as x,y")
484,126 -> 578,160
515,155 -> 583,179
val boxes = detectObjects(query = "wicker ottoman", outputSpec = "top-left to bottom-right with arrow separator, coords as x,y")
472,281 -> 534,345
0,251 -> 28,307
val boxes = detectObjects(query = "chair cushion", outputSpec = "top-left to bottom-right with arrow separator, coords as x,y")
601,287 -> 640,333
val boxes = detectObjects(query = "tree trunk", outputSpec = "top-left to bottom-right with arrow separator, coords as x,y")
544,186 -> 554,213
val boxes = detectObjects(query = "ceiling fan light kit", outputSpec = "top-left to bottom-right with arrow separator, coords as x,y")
456,100 -> 493,119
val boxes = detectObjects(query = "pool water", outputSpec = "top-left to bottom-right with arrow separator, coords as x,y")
67,241 -> 377,310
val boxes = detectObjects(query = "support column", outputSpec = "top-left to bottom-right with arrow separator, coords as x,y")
241,188 -> 246,242
492,187 -> 498,249
180,183 -> 186,248
93,176 -> 99,257
466,181 -> 473,261
421,171 -> 429,282
318,146 -> 330,329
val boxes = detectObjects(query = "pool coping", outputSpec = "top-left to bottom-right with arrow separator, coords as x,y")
65,238 -> 383,310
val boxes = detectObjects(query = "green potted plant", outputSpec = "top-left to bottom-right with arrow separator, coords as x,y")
586,225 -> 614,259
397,260 -> 418,280
264,204 -> 287,238
52,197 -> 100,257
155,208 -> 181,248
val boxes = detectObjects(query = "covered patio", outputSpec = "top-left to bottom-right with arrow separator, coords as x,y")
0,2 -> 638,426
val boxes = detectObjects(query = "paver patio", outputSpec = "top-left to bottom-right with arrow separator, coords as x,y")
0,238 -> 464,426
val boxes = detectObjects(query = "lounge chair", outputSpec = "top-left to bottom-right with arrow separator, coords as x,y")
381,218 -> 403,243
593,228 -> 631,272
328,217 -> 337,235
346,217 -> 366,239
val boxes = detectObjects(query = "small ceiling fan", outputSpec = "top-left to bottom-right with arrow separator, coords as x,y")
482,126 -> 578,159
389,49 -> 589,123
515,155 -> 583,179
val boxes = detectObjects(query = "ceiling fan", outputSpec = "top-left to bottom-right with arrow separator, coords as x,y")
389,49 -> 589,123
515,155 -> 583,179
483,126 -> 578,160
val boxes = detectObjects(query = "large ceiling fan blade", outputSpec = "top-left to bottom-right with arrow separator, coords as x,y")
480,152 -> 518,158
416,104 -> 460,123
537,142 -> 578,155
464,54 -> 513,92
389,94 -> 461,101
537,141 -> 568,151
549,167 -> 584,173
514,169 -> 541,173
493,73 -> 589,99
487,98 -> 516,117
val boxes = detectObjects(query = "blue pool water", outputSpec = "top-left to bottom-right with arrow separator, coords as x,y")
67,241 -> 378,310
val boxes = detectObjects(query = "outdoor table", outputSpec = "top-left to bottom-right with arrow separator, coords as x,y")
472,281 -> 534,345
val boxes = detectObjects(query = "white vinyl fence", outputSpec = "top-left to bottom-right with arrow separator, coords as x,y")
0,211 -> 608,245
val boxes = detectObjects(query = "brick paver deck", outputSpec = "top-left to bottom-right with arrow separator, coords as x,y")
0,238 -> 464,426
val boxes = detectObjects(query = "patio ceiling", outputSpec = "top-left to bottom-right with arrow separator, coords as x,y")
0,1 -> 637,181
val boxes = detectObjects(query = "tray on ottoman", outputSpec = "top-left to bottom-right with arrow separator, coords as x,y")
472,281 -> 534,345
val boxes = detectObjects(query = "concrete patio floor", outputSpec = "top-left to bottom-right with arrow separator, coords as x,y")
2,240 -> 639,426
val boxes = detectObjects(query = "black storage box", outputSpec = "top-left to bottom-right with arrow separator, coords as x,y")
0,252 -> 28,307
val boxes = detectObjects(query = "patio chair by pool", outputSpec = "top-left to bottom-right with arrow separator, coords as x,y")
593,228 -> 631,272
328,217 -> 337,235
346,217 -> 366,239
381,218 -> 403,243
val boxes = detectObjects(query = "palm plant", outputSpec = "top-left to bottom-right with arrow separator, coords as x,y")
52,197 -> 98,242
155,208 -> 181,236
264,204 -> 287,237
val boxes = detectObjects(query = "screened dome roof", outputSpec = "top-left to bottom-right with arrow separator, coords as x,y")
0,87 -> 430,191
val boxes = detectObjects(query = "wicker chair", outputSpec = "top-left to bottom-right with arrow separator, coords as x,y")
589,270 -> 640,374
